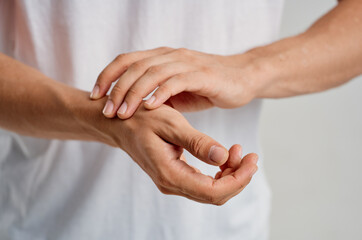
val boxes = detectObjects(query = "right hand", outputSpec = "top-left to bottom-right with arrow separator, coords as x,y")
107,102 -> 258,205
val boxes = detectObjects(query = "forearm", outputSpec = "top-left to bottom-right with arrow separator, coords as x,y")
0,53 -> 116,146
239,0 -> 362,98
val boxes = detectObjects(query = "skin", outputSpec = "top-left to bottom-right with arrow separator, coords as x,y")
91,0 -> 362,119
0,53 -> 258,205
1,0 -> 361,205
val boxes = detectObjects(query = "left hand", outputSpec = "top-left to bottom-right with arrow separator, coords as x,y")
90,47 -> 261,119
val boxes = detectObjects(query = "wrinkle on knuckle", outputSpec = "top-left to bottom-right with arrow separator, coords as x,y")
158,83 -> 171,95
111,84 -> 124,96
172,73 -> 186,83
127,87 -> 140,99
156,172 -> 172,188
147,65 -> 163,75
205,192 -> 218,205
200,65 -> 212,74
129,61 -> 145,72
188,134 -> 208,158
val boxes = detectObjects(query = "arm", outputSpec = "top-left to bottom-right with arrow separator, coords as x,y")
245,0 -> 362,98
91,0 -> 362,117
0,52 -> 258,205
0,52 -> 112,144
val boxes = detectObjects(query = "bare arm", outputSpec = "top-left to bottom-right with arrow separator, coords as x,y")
250,0 -> 362,98
0,53 -> 258,205
0,52 -> 112,144
91,0 -> 362,117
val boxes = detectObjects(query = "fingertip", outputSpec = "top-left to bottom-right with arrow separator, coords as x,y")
144,96 -> 163,110
144,102 -> 159,110
90,85 -> 101,100
247,153 -> 259,164
102,99 -> 116,118
116,111 -> 131,120
208,145 -> 229,166
145,95 -> 156,106
224,144 -> 242,169
116,112 -> 131,120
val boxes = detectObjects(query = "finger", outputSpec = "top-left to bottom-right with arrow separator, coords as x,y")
159,124 -> 229,166
169,153 -> 258,205
220,144 -> 242,172
216,153 -> 259,203
220,167 -> 234,178
157,184 -> 216,205
215,171 -> 222,179
144,71 -> 206,110
103,55 -> 187,118
118,62 -> 195,119
91,47 -> 172,100
102,53 -> 177,118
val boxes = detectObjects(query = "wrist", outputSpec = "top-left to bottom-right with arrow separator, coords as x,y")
224,49 -> 278,101
61,87 -> 121,147
235,35 -> 313,99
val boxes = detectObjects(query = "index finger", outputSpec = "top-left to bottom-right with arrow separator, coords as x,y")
90,47 -> 172,99
169,153 -> 258,205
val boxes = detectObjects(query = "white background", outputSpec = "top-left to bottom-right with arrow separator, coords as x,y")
261,0 -> 362,239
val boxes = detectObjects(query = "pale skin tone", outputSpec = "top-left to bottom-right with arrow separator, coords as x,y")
1,0 -> 361,205
0,53 -> 257,205
92,0 -> 362,118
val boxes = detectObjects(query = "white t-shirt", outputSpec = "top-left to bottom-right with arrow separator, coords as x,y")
0,1 -> 284,239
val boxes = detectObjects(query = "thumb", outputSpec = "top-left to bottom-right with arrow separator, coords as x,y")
176,126 -> 229,166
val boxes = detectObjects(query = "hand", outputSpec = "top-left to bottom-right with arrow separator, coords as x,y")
90,47 -> 261,119
105,102 -> 258,205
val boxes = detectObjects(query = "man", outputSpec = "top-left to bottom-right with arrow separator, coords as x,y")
0,0 -> 361,239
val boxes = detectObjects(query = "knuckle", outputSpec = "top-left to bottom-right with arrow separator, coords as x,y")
158,83 -> 171,95
156,173 -> 171,188
203,182 -> 224,205
200,65 -> 212,74
129,61 -> 145,72
157,185 -> 171,195
127,87 -> 141,99
188,134 -> 208,157
115,53 -> 127,62
97,70 -> 108,82
214,199 -> 227,206
171,73 -> 185,82
158,46 -> 172,51
147,65 -> 163,75
111,84 -> 124,96
205,192 -> 219,205
239,181 -> 247,190
177,48 -> 190,55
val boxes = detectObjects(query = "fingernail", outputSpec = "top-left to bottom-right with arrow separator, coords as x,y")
145,95 -> 156,105
90,85 -> 100,99
103,100 -> 114,116
238,148 -> 243,159
118,102 -> 128,115
209,146 -> 227,164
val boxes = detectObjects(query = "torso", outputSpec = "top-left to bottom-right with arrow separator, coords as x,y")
0,1 -> 284,239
